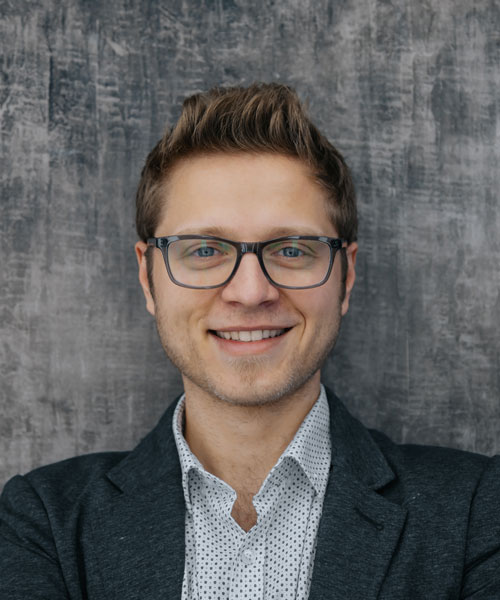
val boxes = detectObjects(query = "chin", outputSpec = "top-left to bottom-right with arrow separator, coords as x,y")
186,365 -> 319,408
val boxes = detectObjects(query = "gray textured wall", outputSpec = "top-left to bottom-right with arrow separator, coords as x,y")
1,0 -> 499,488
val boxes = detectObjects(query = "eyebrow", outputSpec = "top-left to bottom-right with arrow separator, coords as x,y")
173,225 -> 328,238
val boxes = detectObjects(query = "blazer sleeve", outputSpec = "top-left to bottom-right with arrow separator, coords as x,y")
0,474 -> 69,599
461,455 -> 500,598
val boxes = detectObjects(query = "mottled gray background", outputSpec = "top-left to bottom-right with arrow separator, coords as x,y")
1,0 -> 499,489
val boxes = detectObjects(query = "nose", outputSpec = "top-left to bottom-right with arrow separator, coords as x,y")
220,253 -> 280,306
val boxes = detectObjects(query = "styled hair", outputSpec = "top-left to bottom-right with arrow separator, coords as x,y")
135,82 -> 357,292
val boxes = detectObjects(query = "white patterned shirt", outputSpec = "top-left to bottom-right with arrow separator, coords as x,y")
172,385 -> 332,600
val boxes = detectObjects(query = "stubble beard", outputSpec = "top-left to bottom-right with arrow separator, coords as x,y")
154,306 -> 342,408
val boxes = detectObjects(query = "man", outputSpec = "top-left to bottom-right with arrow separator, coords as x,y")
1,83 -> 499,599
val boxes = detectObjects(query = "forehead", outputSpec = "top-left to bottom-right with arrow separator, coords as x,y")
156,153 -> 337,238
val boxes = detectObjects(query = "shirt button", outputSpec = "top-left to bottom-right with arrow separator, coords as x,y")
241,549 -> 254,565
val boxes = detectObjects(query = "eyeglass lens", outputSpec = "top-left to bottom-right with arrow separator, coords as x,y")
167,238 -> 332,288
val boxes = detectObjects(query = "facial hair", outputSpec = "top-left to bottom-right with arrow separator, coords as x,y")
153,296 -> 343,409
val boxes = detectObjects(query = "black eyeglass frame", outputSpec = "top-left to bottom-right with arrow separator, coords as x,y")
147,234 -> 348,290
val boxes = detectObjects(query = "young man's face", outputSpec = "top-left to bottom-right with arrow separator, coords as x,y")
136,153 -> 357,407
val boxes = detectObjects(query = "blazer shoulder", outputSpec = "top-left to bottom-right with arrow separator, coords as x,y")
366,429 -> 500,595
367,426 -> 500,502
27,451 -> 128,480
1,395 -> 181,513
0,452 -> 129,571
2,451 -> 128,510
369,426 -> 494,467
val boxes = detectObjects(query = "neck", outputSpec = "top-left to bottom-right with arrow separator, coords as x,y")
182,374 -> 321,495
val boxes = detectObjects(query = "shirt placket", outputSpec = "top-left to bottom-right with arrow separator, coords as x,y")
228,462 -> 289,599
228,527 -> 265,600
228,481 -> 277,600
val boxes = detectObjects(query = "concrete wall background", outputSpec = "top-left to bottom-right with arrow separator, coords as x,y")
1,0 -> 499,488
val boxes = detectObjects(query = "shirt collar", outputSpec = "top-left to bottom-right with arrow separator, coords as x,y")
271,384 -> 331,496
172,384 -> 331,508
172,396 -> 202,512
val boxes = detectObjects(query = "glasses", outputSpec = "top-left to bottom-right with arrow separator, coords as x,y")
147,235 -> 347,290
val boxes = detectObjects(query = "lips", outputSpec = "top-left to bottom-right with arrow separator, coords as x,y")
208,327 -> 292,342
213,329 -> 287,341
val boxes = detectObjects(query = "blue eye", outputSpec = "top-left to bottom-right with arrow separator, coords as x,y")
194,246 -> 217,257
279,246 -> 303,258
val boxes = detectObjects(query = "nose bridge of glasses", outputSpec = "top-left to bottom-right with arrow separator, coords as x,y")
239,241 -> 260,255
232,242 -> 269,283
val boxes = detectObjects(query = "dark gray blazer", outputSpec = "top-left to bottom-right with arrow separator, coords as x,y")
1,389 -> 500,599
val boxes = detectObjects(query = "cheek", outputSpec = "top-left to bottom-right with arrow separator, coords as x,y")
315,293 -> 338,321
293,284 -> 339,330
153,282 -> 187,326
154,284 -> 214,335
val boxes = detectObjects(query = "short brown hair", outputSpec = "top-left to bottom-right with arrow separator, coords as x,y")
136,82 -> 357,244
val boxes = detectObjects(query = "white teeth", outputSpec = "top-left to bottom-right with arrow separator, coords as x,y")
215,329 -> 286,341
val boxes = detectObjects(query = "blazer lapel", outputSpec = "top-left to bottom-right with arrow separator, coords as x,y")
88,399 -> 186,600
309,390 -> 407,600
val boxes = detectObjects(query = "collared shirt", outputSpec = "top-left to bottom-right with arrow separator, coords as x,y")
172,384 -> 332,600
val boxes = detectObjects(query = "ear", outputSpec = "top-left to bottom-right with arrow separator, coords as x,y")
135,241 -> 156,316
341,242 -> 358,316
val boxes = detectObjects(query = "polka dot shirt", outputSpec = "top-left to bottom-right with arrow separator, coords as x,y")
172,385 -> 332,599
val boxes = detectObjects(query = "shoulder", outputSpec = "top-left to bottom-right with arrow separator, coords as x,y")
3,451 -> 127,501
368,427 -> 500,506
367,429 -> 500,592
369,425 -> 495,474
30,451 -> 127,486
325,387 -> 498,499
1,397 -> 181,526
0,452 -> 129,569
0,452 -> 127,534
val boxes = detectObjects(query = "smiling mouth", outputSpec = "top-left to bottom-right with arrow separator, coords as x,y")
209,328 -> 292,342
